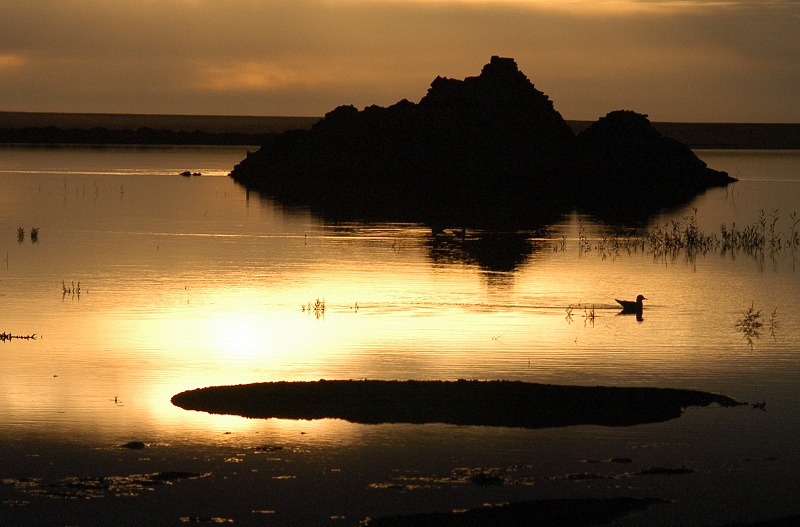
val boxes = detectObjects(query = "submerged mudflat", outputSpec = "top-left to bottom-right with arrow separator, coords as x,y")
362,497 -> 665,527
172,379 -> 742,428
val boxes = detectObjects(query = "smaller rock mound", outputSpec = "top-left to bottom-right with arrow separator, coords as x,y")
573,110 -> 736,218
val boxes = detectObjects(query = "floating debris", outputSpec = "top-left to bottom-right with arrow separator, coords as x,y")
3,471 -> 209,500
550,472 -> 615,481
255,445 -> 284,452
635,466 -> 693,476
467,471 -> 504,486
582,458 -> 634,464
120,441 -> 146,450
179,517 -> 233,524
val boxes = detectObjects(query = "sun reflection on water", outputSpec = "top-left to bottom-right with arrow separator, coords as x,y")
1,148 -> 799,452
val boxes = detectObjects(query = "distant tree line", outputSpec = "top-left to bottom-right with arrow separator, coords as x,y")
0,126 -> 272,146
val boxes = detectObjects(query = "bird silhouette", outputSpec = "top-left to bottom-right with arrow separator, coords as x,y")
615,294 -> 646,314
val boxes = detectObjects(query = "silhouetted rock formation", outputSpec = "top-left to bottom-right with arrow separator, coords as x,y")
230,56 -> 735,227
572,110 -> 736,220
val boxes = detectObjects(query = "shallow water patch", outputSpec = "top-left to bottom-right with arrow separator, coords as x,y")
2,471 -> 210,501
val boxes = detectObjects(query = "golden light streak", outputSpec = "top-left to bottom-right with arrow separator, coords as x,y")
328,0 -> 744,15
195,58 -> 418,93
0,53 -> 25,68
200,62 -> 310,92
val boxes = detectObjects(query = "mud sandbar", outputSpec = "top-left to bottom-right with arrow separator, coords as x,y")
171,379 -> 742,428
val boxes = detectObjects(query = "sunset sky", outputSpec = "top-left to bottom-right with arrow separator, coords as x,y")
1,1 -> 797,122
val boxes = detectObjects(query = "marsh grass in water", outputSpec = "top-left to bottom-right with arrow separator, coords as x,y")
553,234 -> 567,252
583,305 -> 596,326
578,221 -> 592,254
13,227 -> 39,244
735,303 -> 779,348
62,279 -> 81,300
574,209 -> 799,264
302,298 -> 326,318
564,303 -> 600,326
769,307 -> 779,339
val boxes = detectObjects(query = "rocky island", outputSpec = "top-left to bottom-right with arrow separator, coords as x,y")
230,56 -> 736,227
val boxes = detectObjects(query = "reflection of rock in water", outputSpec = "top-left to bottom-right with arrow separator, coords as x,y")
425,230 -> 542,273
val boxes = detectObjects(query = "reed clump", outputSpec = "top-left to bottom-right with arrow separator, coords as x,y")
302,298 -> 326,318
14,227 -> 39,243
62,279 -> 81,299
583,304 -> 596,326
735,303 -> 779,348
573,209 -> 799,264
647,210 -> 719,261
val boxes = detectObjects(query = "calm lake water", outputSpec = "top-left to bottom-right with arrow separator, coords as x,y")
1,145 -> 799,526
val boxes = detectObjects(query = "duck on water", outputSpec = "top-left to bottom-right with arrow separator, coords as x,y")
616,295 -> 646,314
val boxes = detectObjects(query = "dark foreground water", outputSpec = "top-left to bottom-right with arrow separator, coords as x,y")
1,146 -> 799,526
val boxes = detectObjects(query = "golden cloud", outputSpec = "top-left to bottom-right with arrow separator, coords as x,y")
330,0 -> 743,15
0,54 -> 25,68
199,62 -> 311,92
195,58 -> 414,94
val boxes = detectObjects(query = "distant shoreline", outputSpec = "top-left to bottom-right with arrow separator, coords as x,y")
2,111 -> 799,149
0,111 -> 321,135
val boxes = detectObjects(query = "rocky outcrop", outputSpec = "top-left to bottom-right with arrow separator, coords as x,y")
230,56 -> 735,227
572,110 -> 735,219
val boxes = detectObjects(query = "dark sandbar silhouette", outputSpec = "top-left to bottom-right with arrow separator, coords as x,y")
171,379 -> 742,428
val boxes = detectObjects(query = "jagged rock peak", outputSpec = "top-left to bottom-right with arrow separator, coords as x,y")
420,55 -> 553,107
480,55 -> 526,81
